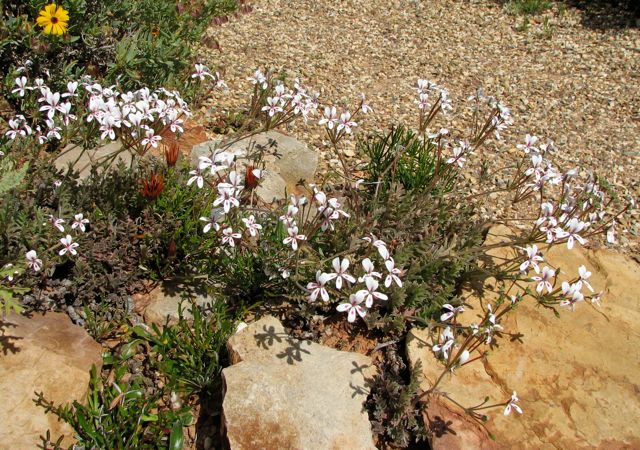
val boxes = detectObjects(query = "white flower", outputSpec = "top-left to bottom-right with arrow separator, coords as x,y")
535,202 -> 555,226
457,349 -> 470,365
71,213 -> 90,232
213,186 -> 240,214
12,77 -> 28,97
416,79 -> 436,93
362,234 -> 390,260
578,265 -> 594,292
531,266 -> 555,294
415,92 -> 429,109
556,218 -> 587,250
446,145 -> 466,168
355,277 -> 388,308
336,294 -> 367,323
358,258 -> 382,282
221,227 -> 241,247
560,281 -> 584,310
25,250 -> 42,272
440,303 -> 464,322
336,112 -> 357,134
200,215 -> 220,233
262,97 -> 283,117
360,93 -> 373,114
318,106 -> 338,130
606,222 -> 617,244
517,134 -> 539,154
141,128 -> 162,148
59,235 -> 79,256
187,169 -> 204,189
384,258 -> 403,288
49,215 -> 65,232
279,204 -> 299,225
330,257 -> 356,289
39,89 -> 62,119
247,69 -> 268,89
192,64 -> 213,81
283,226 -> 306,251
432,326 -> 455,359
62,81 -> 78,98
242,215 -> 263,237
519,245 -> 543,273
504,392 -> 523,416
307,271 -> 333,302
484,304 -> 503,344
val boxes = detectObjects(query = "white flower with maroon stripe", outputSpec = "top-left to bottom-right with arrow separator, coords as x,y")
355,277 -> 388,308
336,294 -> 367,323
330,257 -> 355,289
26,250 -> 42,272
59,235 -> 79,256
307,271 -> 333,303
384,258 -> 403,288
71,213 -> 89,232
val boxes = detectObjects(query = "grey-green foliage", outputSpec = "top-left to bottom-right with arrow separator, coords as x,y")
0,159 -> 28,195
360,126 -> 485,328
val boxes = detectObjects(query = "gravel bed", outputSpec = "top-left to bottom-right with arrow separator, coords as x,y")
197,0 -> 640,250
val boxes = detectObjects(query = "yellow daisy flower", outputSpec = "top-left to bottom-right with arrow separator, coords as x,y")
36,4 -> 69,36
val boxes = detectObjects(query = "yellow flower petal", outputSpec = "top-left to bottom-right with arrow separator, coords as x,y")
36,16 -> 49,26
56,9 -> 69,21
44,4 -> 57,15
44,23 -> 54,34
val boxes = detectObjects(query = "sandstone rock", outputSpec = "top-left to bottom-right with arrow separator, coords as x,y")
191,131 -> 318,203
0,312 -> 102,447
407,225 -> 640,449
55,141 -> 134,181
222,316 -> 377,450
134,281 -> 214,326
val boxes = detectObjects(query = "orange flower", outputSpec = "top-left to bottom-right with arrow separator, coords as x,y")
140,174 -> 164,200
164,142 -> 179,167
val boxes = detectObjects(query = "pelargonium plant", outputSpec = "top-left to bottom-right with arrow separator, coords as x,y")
175,70 -> 633,433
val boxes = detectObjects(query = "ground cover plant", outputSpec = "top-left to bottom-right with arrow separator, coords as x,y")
1,0 -> 236,96
0,7 -> 636,448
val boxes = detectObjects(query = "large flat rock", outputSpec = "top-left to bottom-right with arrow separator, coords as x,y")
222,316 -> 377,449
0,312 -> 102,447
191,131 -> 318,203
407,225 -> 640,449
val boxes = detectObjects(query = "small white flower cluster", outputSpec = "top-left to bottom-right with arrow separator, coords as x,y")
318,106 -> 357,134
5,70 -> 197,151
305,233 -> 403,323
85,83 -> 190,145
559,265 -> 600,310
194,149 -> 265,248
23,213 -> 90,274
191,64 -> 226,89
519,244 -> 601,309
415,78 -> 453,114
467,88 -> 513,140
279,195 -> 308,251
446,140 -> 473,168
249,70 -> 319,123
512,134 -> 622,248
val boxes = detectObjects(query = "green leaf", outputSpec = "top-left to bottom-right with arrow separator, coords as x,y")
140,413 -> 158,422
119,339 -> 142,361
0,161 -> 29,195
168,421 -> 184,450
